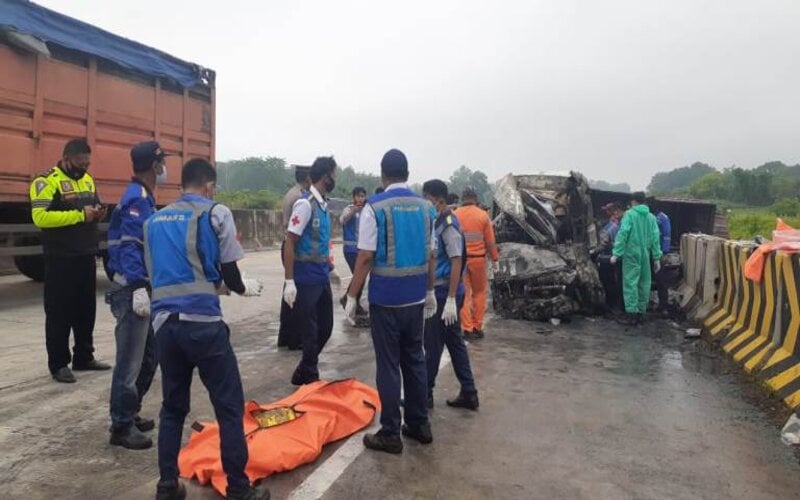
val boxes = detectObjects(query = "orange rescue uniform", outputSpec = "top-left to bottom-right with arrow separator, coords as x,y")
454,203 -> 499,333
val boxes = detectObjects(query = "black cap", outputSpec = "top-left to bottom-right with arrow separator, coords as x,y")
131,141 -> 169,172
462,186 -> 478,200
380,149 -> 408,178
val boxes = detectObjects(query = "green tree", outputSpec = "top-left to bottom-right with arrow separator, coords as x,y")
217,157 -> 293,192
647,162 -> 716,195
448,166 -> 492,205
589,179 -> 631,193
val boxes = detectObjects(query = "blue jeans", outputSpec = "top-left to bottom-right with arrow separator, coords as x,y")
293,283 -> 334,381
425,293 -> 477,396
107,285 -> 157,431
370,303 -> 429,435
156,318 -> 249,491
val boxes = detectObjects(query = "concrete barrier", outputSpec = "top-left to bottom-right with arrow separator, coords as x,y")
703,242 -> 741,337
677,234 -> 701,312
231,209 -> 343,250
678,234 -> 725,322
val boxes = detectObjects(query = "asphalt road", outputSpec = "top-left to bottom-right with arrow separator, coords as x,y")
1,247 -> 799,500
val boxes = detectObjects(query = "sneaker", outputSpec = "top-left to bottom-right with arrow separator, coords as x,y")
401,423 -> 433,444
155,480 -> 186,500
339,294 -> 347,310
135,415 -> 156,432
110,425 -> 152,450
446,391 -> 479,411
226,484 -> 271,500
72,359 -> 111,371
463,330 -> 475,340
472,329 -> 485,339
616,313 -> 639,326
52,366 -> 76,383
363,431 -> 403,454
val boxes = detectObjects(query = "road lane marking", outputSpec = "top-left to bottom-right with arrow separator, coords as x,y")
287,353 -> 452,499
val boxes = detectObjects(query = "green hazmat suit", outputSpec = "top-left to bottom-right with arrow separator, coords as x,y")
612,204 -> 663,314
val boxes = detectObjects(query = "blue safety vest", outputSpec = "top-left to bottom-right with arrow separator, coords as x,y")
368,188 -> 433,306
107,179 -> 155,288
144,194 -> 222,317
656,211 -> 672,254
294,193 -> 331,285
342,205 -> 359,255
434,209 -> 466,299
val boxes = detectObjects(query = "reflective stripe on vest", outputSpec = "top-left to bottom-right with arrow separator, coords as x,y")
145,200 -> 218,301
295,197 -> 329,263
370,195 -> 431,278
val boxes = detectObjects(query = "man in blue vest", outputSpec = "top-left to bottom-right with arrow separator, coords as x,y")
345,149 -> 437,454
651,205 -> 673,315
144,159 -> 267,500
282,157 -> 337,386
339,186 -> 367,323
105,141 -> 166,450
422,179 -> 479,411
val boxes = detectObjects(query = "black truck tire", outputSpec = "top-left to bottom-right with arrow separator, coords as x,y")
14,254 -> 45,282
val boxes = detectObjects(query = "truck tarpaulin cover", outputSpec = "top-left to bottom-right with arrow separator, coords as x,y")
0,0 -> 210,88
178,379 -> 380,495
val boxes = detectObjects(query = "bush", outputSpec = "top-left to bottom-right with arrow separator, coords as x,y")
727,209 -> 800,240
771,198 -> 800,217
215,190 -> 281,209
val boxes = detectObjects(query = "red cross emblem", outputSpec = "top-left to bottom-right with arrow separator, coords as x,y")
291,215 -> 300,226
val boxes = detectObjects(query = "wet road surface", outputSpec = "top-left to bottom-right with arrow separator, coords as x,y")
0,247 -> 799,499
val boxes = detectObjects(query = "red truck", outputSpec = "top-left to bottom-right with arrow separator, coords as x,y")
0,0 -> 215,280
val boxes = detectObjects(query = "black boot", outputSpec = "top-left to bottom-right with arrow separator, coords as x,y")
155,480 -> 186,500
363,431 -> 403,454
135,415 -> 155,432
401,423 -> 433,444
446,391 -> 479,411
226,484 -> 271,500
616,313 -> 638,326
110,425 -> 153,450
52,366 -> 76,383
72,359 -> 111,371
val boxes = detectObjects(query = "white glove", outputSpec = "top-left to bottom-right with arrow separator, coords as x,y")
132,287 -> 150,318
424,290 -> 437,320
283,279 -> 297,308
610,256 -> 618,265
344,296 -> 357,326
492,261 -> 500,274
441,297 -> 459,326
241,278 -> 263,297
653,260 -> 662,274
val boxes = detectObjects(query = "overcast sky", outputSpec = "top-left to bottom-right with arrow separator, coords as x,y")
38,0 -> 800,189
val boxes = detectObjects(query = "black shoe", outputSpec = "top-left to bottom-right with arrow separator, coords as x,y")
72,359 -> 111,371
135,415 -> 156,432
155,480 -> 186,500
110,426 -> 152,450
339,294 -> 347,310
463,330 -> 474,340
427,394 -> 434,409
446,391 -> 479,411
472,330 -> 485,339
616,314 -> 639,326
401,423 -> 433,444
287,344 -> 303,351
291,372 -> 319,386
52,366 -> 76,383
226,484 -> 271,500
363,431 -> 403,454
637,314 -> 646,325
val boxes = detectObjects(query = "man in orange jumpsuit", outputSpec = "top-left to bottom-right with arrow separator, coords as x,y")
454,187 -> 499,340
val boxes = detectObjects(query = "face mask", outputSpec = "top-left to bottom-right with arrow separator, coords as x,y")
324,177 -> 336,193
155,165 -> 168,185
65,161 -> 87,180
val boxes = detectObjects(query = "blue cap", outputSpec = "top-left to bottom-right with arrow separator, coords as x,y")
131,141 -> 170,172
380,149 -> 408,178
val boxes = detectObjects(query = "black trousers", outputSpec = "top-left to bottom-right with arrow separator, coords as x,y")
44,254 -> 97,373
292,283 -> 334,381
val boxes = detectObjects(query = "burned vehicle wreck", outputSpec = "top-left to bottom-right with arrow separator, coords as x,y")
491,172 -> 605,321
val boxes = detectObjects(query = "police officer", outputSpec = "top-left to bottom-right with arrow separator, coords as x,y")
345,149 -> 437,454
30,137 -> 110,383
282,157 -> 337,386
422,179 -> 479,410
144,159 -> 266,500
105,142 -> 167,450
278,165 -> 310,350
339,186 -> 367,322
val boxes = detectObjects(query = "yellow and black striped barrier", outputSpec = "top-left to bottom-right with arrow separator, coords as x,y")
703,242 -> 743,337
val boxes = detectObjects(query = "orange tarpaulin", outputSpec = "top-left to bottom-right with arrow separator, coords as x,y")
744,220 -> 800,282
178,379 -> 380,495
